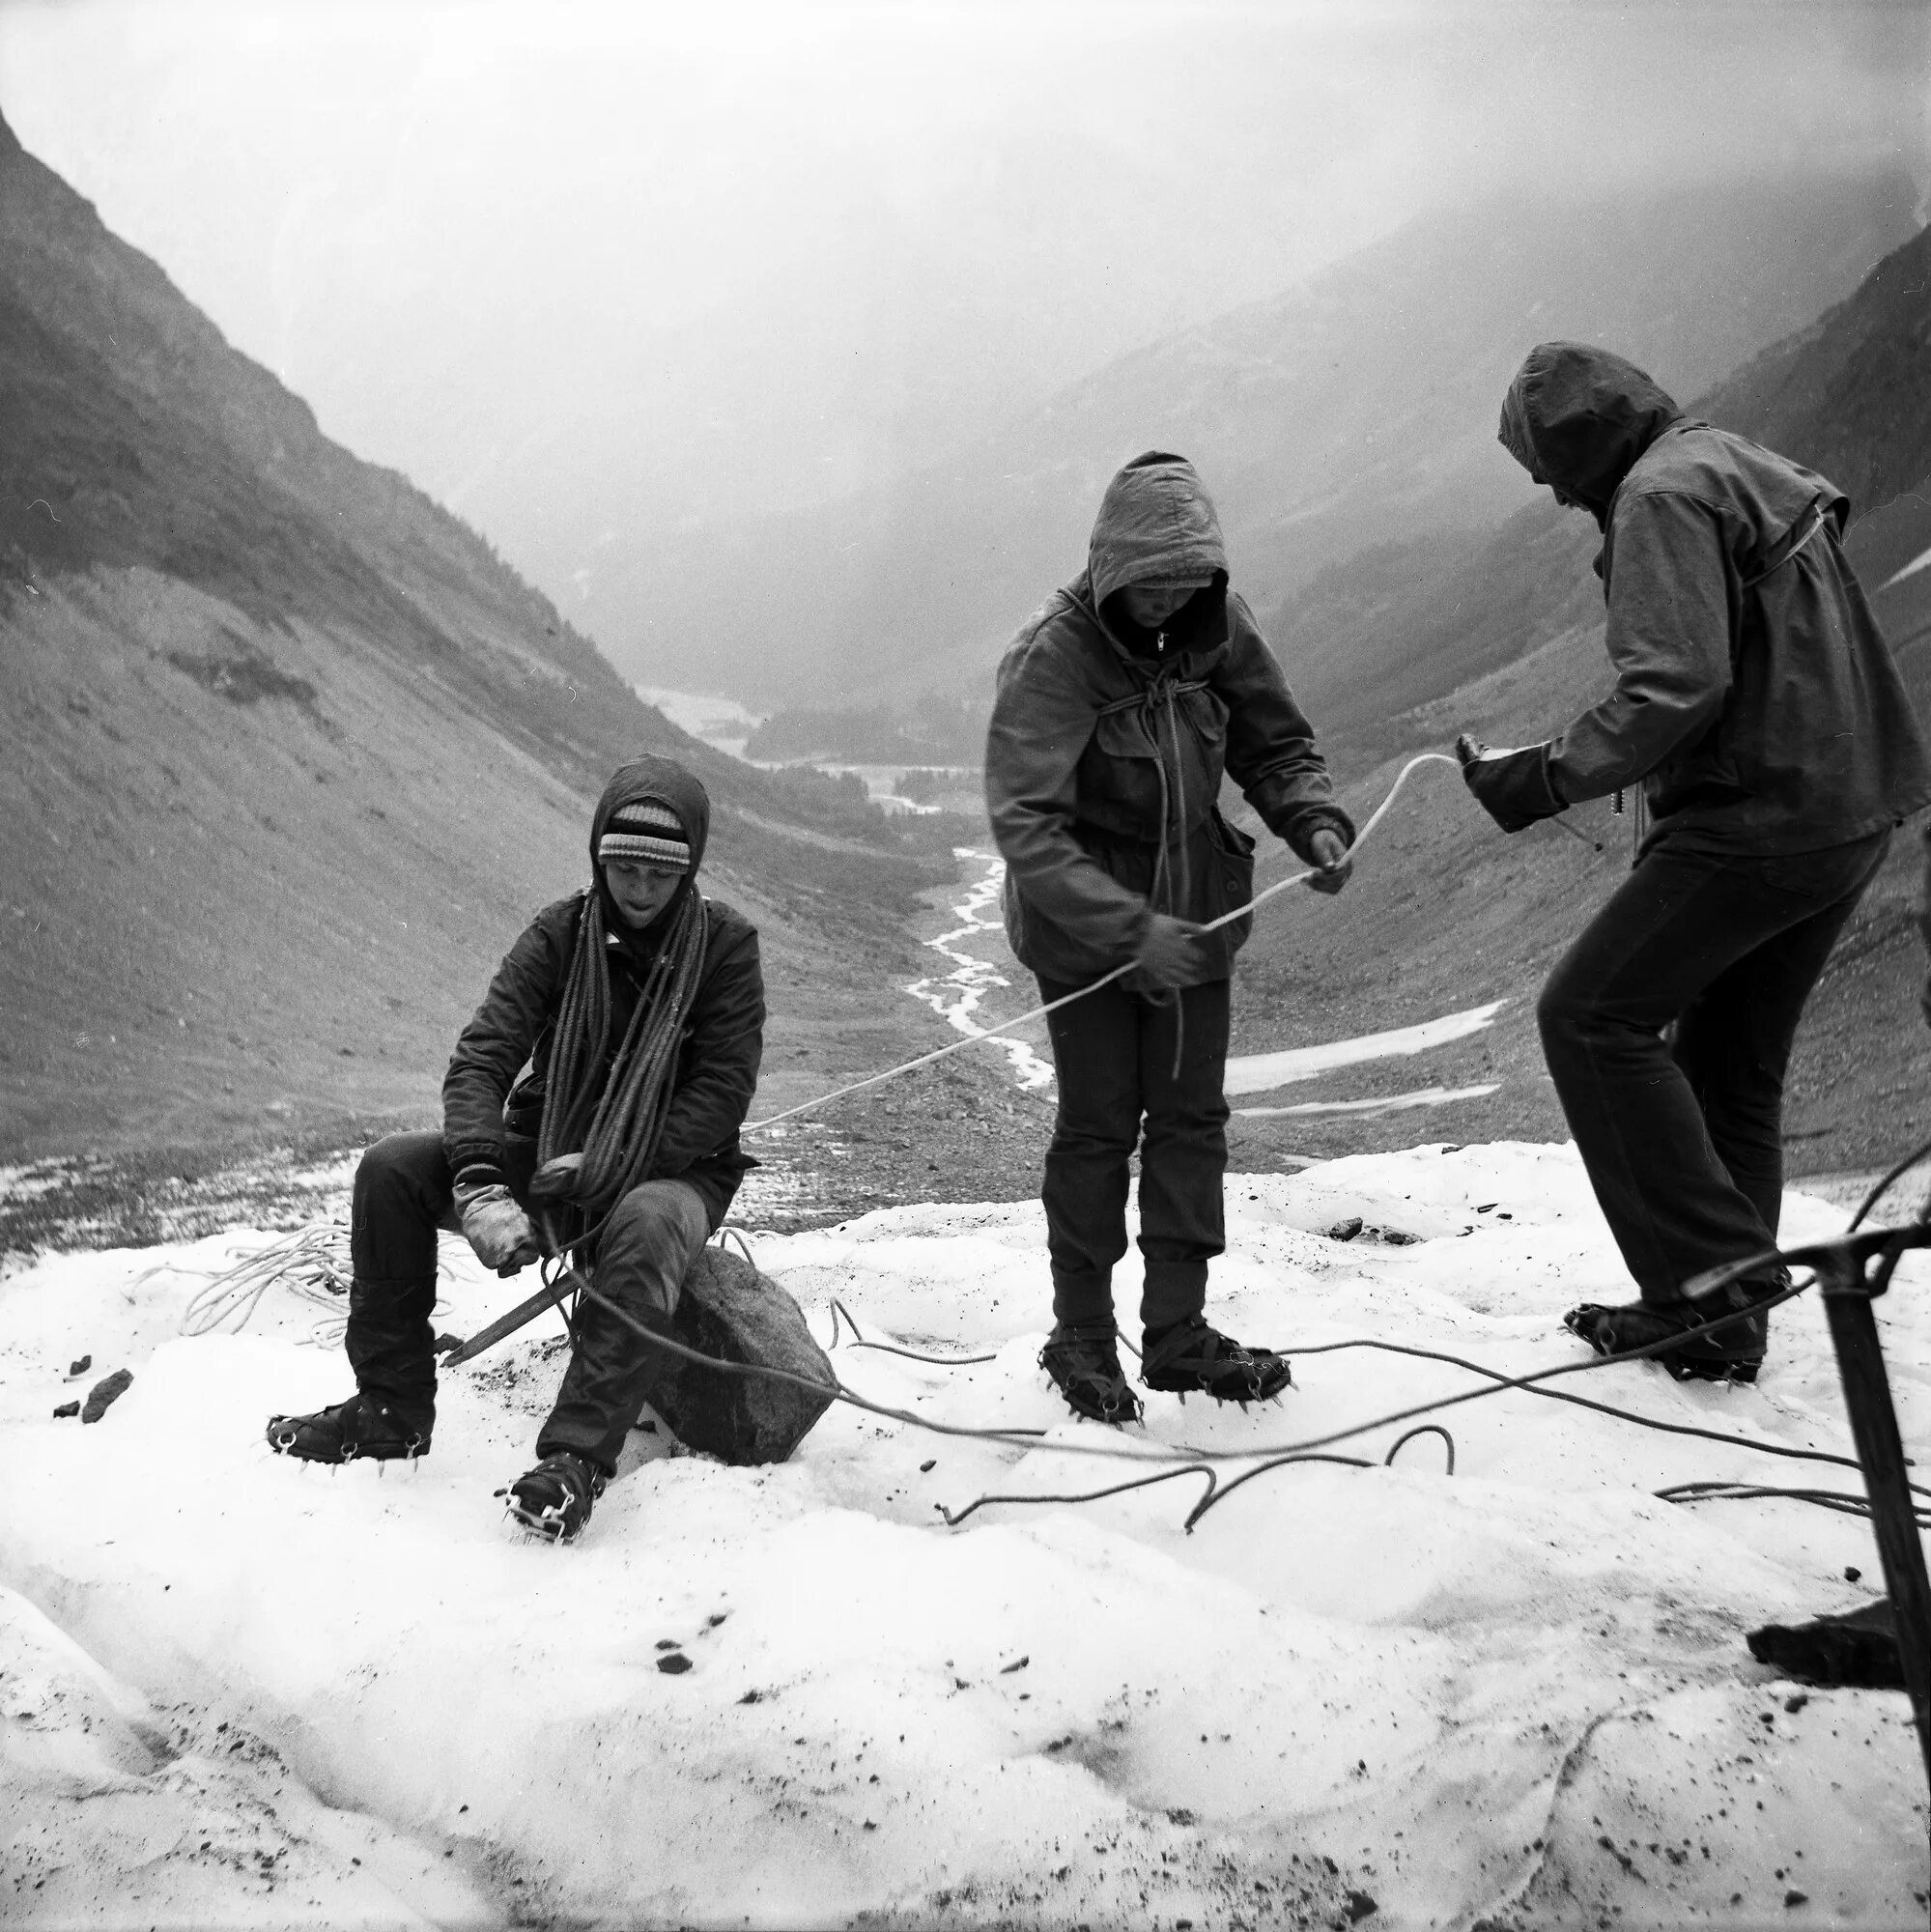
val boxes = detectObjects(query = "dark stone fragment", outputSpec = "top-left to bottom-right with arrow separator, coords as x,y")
1326,1218 -> 1363,1242
631,1245 -> 835,1465
656,1653 -> 692,1675
1345,1892 -> 1379,1921
1784,1891 -> 1808,1908
53,1401 -> 79,1419
80,1369 -> 132,1423
68,1355 -> 92,1377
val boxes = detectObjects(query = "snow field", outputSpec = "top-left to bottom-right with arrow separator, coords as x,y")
1,1141 -> 1926,1928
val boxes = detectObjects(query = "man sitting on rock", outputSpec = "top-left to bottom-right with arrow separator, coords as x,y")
269,754 -> 764,1542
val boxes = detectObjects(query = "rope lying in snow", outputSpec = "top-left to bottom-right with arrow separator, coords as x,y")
938,1423 -> 1459,1532
543,1256 -> 1930,1532
737,751 -> 1465,1136
154,1224 -> 359,1347
827,1296 -> 999,1366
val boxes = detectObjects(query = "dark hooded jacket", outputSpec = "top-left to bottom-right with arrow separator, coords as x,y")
985,452 -> 1351,985
1501,342 -> 1931,854
440,756 -> 765,1230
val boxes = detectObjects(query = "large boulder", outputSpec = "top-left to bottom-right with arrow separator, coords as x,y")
634,1242 -> 835,1465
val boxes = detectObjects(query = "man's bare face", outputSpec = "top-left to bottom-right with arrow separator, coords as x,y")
603,857 -> 684,927
1119,582 -> 1203,628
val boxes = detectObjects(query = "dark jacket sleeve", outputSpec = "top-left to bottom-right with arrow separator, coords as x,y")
1216,596 -> 1354,857
985,620 -> 1155,962
1547,490 -> 1733,803
442,903 -> 576,1185
651,919 -> 764,1181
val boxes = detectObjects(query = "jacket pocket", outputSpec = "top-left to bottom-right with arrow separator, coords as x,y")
1205,810 -> 1257,936
1085,707 -> 1167,832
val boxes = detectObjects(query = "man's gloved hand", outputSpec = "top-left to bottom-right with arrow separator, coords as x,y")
1456,732 -> 1566,834
1136,913 -> 1210,990
453,1179 -> 542,1275
1302,825 -> 1353,895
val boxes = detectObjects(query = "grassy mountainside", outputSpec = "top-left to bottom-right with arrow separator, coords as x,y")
612,169 -> 1917,708
0,110 -> 961,1164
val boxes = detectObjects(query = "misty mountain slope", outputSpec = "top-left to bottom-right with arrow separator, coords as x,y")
1694,219 -> 1931,666
613,168 -> 1917,706
1279,214 -> 1931,753
0,110 -> 959,1161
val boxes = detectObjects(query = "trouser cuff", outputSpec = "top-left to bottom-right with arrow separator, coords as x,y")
1049,1268 -> 1114,1331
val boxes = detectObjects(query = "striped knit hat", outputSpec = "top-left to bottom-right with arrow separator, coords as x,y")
597,797 -> 692,872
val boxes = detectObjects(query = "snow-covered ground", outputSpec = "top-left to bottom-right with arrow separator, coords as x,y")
4,1142 -> 1928,1928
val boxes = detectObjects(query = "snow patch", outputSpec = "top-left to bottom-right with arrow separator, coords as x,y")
1,1143 -> 1925,1924
1224,1000 -> 1505,1095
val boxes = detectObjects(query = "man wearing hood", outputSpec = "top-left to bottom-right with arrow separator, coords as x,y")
268,755 -> 765,1541
987,451 -> 1354,1423
1463,342 -> 1931,1380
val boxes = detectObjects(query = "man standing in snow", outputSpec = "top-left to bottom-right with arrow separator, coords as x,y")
1462,342 -> 1931,1381
986,450 -> 1354,1424
269,755 -> 764,1541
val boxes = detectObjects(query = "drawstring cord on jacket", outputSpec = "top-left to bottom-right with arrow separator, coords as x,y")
1095,668 -> 1209,1076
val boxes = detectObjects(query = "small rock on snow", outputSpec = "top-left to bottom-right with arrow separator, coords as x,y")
80,1368 -> 132,1422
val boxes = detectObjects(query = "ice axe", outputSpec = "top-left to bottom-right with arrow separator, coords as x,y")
438,1154 -> 588,1366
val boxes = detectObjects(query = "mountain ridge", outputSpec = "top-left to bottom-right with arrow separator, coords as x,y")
605,166 -> 1920,708
0,108 -> 966,1166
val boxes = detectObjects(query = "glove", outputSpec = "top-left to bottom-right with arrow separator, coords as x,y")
1302,825 -> 1352,895
1134,913 -> 1211,990
453,1179 -> 542,1275
1456,733 -> 1565,834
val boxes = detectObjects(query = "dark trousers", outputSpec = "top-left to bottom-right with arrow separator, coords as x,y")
1537,831 -> 1888,1304
347,1129 -> 710,1470
1036,975 -> 1231,1335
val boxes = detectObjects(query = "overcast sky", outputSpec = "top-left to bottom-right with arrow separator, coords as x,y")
4,0 -> 1925,617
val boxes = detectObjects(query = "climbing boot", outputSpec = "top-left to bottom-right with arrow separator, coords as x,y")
266,1393 -> 430,1463
1140,1317 -> 1292,1405
502,1452 -> 608,1543
1563,1278 -> 1770,1384
1038,1324 -> 1143,1425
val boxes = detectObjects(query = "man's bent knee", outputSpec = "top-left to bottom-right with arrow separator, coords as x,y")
596,1179 -> 711,1318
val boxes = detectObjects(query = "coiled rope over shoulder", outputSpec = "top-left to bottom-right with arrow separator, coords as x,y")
539,886 -> 708,1222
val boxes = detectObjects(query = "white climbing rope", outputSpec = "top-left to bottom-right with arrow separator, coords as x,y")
742,752 -> 1464,1135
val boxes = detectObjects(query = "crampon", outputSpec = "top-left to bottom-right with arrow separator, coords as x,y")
265,1394 -> 429,1464
1563,1279 -> 1771,1384
500,1452 -> 607,1543
1038,1324 -> 1143,1425
1140,1317 -> 1292,1406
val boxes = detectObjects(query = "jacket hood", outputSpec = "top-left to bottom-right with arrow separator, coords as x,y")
1498,343 -> 1683,526
588,754 -> 711,932
1087,451 -> 1231,650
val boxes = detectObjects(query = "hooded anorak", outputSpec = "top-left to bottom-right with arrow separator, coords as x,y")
986,452 -> 1350,985
440,756 -> 764,1229
1502,342 -> 1931,854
